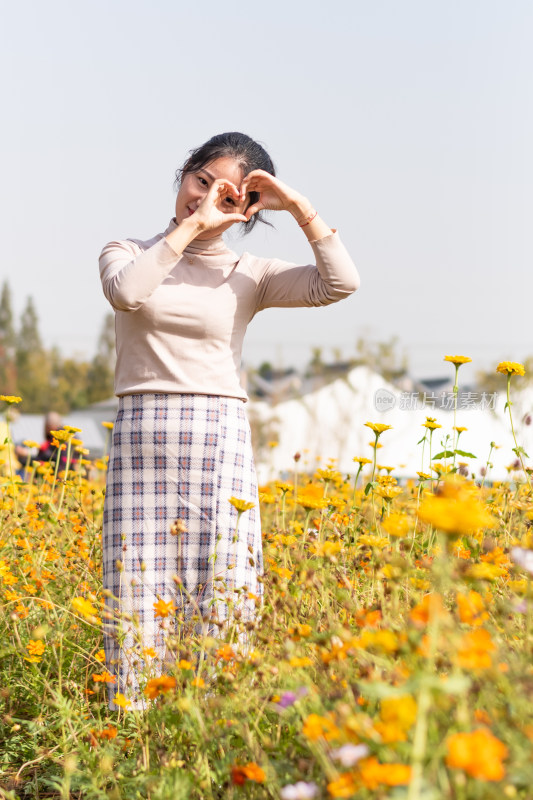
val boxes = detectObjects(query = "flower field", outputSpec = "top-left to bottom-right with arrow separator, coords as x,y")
1,361 -> 533,799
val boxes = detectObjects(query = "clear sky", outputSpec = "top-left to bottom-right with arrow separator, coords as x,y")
2,0 -> 532,380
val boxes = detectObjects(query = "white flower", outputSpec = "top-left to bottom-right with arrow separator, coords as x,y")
510,547 -> 533,575
330,743 -> 369,767
280,782 -> 318,800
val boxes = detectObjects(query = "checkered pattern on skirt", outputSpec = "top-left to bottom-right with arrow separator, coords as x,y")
102,393 -> 263,707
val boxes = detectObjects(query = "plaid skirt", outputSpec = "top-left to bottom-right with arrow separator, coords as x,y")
102,393 -> 263,707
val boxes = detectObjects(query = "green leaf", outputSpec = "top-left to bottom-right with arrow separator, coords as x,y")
455,450 -> 477,458
513,446 -> 530,458
364,481 -> 375,496
432,450 -> 455,460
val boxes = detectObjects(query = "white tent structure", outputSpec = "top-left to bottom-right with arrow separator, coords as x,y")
249,366 -> 533,484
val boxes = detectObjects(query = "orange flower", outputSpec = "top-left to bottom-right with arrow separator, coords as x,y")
231,762 -> 266,784
302,713 -> 340,742
215,644 -> 237,662
91,726 -> 118,741
153,598 -> 176,618
144,675 -> 176,699
358,758 -> 412,788
327,772 -> 356,797
92,671 -> 116,684
355,609 -> 382,628
457,591 -> 488,626
27,640 -> 45,657
446,728 -> 507,781
409,593 -> 448,627
456,628 -> 495,670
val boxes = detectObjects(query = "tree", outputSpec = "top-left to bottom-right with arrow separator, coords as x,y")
354,335 -> 409,384
15,296 -> 51,412
48,347 -> 90,413
86,314 -> 116,404
0,282 -> 16,393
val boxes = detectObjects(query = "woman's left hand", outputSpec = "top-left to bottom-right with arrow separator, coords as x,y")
240,170 -> 311,221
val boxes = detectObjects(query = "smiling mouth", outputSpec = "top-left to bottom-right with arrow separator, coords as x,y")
187,207 -> 195,216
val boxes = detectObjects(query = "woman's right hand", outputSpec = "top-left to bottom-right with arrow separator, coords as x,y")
191,179 -> 248,234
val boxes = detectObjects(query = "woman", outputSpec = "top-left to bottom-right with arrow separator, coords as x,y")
99,132 -> 359,708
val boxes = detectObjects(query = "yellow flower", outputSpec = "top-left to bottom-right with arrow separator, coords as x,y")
351,629 -> 400,654
353,456 -> 372,465
297,492 -> 329,512
113,693 -> 131,710
422,417 -> 442,430
357,534 -> 390,549
94,649 -> 106,663
444,355 -> 472,366
63,426 -> 82,434
379,695 -> 417,730
101,421 -> 114,430
275,481 -> 293,494
382,513 -> 410,537
49,430 -> 70,442
418,480 -> 497,536
454,426 -> 468,433
465,563 -> 506,581
27,640 -> 45,657
374,484 -> 402,500
374,695 -> 418,742
178,659 -> 193,670
365,422 -> 393,435
309,540 -> 342,557
228,497 -> 255,513
72,596 -> 101,624
496,361 -> 525,376
258,491 -> 276,503
289,656 -> 313,668
0,395 -> 22,404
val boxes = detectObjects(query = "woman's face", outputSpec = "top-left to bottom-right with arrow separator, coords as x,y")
175,156 -> 248,238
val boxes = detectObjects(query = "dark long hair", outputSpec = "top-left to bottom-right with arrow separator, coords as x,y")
174,132 -> 276,234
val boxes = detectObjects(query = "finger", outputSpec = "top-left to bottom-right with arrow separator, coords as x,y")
244,203 -> 263,220
214,178 -> 241,199
224,213 -> 248,224
240,170 -> 270,198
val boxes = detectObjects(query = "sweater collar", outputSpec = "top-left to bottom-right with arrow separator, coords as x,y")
164,218 -> 235,257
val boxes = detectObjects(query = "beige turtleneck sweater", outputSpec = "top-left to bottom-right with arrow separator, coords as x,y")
99,220 -> 360,400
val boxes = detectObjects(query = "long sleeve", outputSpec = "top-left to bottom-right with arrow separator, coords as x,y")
99,237 -> 180,311
249,230 -> 359,311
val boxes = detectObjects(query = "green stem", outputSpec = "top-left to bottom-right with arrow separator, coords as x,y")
506,374 -> 531,490
351,464 -> 363,508
56,437 -> 73,515
480,443 -> 494,489
452,365 -> 459,468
